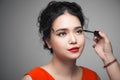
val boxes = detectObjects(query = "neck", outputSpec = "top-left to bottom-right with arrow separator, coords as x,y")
49,54 -> 78,77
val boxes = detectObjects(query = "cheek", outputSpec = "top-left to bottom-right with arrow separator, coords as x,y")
78,35 -> 85,45
50,38 -> 67,54
50,37 -> 66,48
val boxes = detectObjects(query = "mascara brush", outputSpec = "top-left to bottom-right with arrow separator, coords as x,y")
83,30 -> 102,39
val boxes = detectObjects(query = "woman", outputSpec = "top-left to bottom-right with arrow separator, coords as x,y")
23,1 -> 120,80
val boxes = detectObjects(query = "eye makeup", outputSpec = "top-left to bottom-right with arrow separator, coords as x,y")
83,30 -> 102,39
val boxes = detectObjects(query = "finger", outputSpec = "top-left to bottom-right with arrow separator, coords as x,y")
99,31 -> 109,43
93,35 -> 100,43
93,36 -> 97,41
94,31 -> 102,39
92,44 -> 96,48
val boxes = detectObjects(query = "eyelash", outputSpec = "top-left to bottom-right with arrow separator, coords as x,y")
57,30 -> 83,37
76,29 -> 83,34
57,32 -> 66,37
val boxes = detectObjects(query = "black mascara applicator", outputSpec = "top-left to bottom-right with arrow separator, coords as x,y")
83,30 -> 102,39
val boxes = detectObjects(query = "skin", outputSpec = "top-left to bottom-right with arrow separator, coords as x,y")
23,12 -> 85,80
22,12 -> 120,80
47,12 -> 85,61
93,31 -> 120,80
43,12 -> 85,80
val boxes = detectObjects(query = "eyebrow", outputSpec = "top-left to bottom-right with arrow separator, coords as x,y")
52,26 -> 83,32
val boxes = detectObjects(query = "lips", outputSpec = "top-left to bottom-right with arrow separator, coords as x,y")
68,47 -> 79,53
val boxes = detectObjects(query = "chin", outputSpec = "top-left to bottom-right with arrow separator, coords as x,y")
67,52 -> 82,60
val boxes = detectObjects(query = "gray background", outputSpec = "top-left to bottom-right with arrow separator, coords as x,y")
0,0 -> 120,80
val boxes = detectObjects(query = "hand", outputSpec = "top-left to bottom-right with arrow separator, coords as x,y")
93,30 -> 115,63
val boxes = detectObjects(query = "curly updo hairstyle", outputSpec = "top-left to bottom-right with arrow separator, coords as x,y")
38,1 -> 85,53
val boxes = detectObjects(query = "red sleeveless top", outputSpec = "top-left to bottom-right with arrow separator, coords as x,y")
26,66 -> 99,80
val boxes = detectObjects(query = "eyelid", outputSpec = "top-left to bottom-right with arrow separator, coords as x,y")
76,28 -> 83,31
53,26 -> 83,32
75,28 -> 83,34
57,31 -> 66,37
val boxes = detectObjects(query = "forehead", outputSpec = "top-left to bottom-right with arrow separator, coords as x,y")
52,12 -> 82,30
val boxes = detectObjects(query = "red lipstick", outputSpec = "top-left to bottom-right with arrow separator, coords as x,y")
68,47 -> 79,53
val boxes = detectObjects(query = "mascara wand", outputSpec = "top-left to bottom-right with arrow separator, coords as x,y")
83,30 -> 102,39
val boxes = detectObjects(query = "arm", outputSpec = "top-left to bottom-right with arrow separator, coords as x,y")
22,75 -> 32,80
93,30 -> 120,80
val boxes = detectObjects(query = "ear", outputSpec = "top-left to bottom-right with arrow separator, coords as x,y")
45,39 -> 51,48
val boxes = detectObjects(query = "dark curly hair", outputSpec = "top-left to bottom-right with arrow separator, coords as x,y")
38,1 -> 85,53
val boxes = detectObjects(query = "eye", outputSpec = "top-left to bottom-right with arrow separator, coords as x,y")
76,29 -> 83,34
57,32 -> 66,37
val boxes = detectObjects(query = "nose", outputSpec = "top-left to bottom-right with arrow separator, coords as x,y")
69,34 -> 77,44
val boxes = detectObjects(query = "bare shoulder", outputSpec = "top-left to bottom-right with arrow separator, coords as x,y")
22,75 -> 32,80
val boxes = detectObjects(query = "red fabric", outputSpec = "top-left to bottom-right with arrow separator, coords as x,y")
26,66 -> 99,80
81,67 -> 99,80
27,67 -> 54,80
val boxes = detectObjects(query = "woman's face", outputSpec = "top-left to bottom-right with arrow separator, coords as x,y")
46,12 -> 85,60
